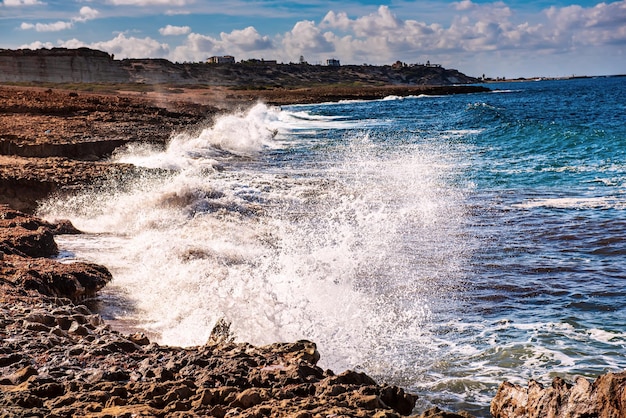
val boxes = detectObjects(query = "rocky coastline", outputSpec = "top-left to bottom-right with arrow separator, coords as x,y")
1,82 -> 624,417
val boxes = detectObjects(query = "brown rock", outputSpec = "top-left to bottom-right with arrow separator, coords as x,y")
490,372 -> 626,418
6,365 -> 38,385
232,387 -> 266,409
417,406 -> 476,418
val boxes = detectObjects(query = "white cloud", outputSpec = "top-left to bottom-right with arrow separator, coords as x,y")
59,33 -> 170,59
545,1 -> 626,46
159,25 -> 191,36
2,0 -> 43,6
21,21 -> 73,32
19,5 -> 99,32
165,9 -> 190,16
169,26 -> 274,62
12,0 -> 626,78
76,6 -> 99,22
282,20 -> 334,57
220,26 -> 272,51
19,40 -> 54,49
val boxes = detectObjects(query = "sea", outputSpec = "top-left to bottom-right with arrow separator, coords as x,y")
38,76 -> 626,416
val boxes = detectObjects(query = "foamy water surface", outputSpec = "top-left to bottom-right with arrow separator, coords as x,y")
40,78 -> 626,415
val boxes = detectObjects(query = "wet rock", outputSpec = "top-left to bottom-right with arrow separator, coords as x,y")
416,407 -> 476,418
0,217 -> 109,303
490,372 -> 626,418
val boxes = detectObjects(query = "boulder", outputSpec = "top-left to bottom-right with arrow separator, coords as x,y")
490,372 -> 626,418
0,205 -> 112,301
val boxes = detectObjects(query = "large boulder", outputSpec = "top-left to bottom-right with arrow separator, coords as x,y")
0,205 -> 112,301
491,372 -> 626,418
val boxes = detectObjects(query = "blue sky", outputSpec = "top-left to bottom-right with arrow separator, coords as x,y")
1,0 -> 625,78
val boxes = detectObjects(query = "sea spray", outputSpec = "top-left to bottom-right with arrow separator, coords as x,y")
40,101 -> 470,379
39,79 -> 626,415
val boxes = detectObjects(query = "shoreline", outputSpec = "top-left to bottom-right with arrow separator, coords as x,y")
0,83 -> 478,417
1,83 -> 623,417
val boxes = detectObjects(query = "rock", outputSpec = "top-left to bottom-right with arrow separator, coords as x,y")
51,219 -> 82,235
6,365 -> 39,385
417,406 -> 476,418
0,206 -> 112,302
0,208 -> 58,257
232,388 -> 266,409
6,255 -> 113,300
490,372 -> 626,418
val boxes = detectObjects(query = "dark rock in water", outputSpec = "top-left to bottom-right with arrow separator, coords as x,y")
3,254 -> 111,300
50,219 -> 82,235
490,372 -> 626,418
0,205 -> 112,301
0,207 -> 58,257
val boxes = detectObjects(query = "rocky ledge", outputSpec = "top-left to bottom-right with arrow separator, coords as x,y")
0,205 -> 462,418
0,85 -> 216,212
490,373 -> 626,418
1,85 -> 623,417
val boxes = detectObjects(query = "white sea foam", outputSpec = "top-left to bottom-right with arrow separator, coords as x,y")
113,103 -> 284,171
513,196 -> 625,210
40,102 -> 470,376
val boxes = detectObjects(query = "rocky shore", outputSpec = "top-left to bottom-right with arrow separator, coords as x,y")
0,84 -> 468,417
0,205 -> 423,417
1,83 -> 624,417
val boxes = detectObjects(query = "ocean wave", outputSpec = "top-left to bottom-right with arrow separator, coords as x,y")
113,103 -> 285,170
512,196 -> 625,210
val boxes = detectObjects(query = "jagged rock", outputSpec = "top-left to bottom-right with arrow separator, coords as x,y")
0,206 -> 112,301
416,406 -> 476,418
0,206 -> 58,257
490,372 -> 626,418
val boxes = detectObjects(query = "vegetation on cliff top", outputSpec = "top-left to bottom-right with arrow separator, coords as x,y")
0,47 -> 481,87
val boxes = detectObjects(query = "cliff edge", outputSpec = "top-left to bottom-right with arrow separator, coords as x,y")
0,47 -> 481,86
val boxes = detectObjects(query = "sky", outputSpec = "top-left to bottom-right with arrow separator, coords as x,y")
1,0 -> 625,78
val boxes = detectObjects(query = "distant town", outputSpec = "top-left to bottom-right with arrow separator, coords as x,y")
206,55 -> 444,69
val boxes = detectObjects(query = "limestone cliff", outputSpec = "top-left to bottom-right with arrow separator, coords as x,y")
0,48 -> 129,83
0,47 -> 480,86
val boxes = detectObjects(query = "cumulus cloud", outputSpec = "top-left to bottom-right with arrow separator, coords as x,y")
169,26 -> 275,62
282,20 -> 334,58
220,26 -> 273,51
20,40 -> 54,49
13,0 -> 626,77
294,1 -> 626,65
20,5 -> 99,32
77,6 -> 99,21
57,33 -> 169,59
20,21 -> 73,32
545,1 -> 626,46
159,25 -> 191,36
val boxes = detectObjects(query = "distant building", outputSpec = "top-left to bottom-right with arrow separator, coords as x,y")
241,58 -> 278,65
326,58 -> 340,67
207,55 -> 235,64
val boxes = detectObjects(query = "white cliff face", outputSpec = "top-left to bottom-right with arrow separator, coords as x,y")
0,49 -> 130,83
0,48 -> 481,86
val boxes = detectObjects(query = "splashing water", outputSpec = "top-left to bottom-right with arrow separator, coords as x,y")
40,79 -> 626,415
39,101 -> 469,380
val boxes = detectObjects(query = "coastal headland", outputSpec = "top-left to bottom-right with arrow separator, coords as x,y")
1,48 -> 624,417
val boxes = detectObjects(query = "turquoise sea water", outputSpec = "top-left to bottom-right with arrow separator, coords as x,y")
42,76 -> 626,415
